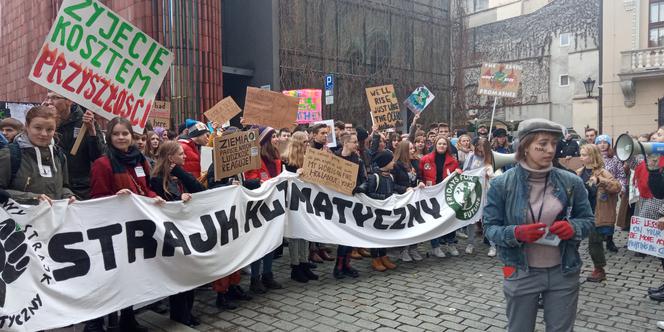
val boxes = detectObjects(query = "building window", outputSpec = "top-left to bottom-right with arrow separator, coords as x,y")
560,33 -> 571,47
473,0 -> 488,11
650,1 -> 664,47
559,75 -> 569,87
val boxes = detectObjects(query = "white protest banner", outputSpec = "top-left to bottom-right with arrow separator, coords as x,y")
0,168 -> 486,331
628,216 -> 664,257
285,168 -> 486,247
0,180 -> 286,332
28,0 -> 174,133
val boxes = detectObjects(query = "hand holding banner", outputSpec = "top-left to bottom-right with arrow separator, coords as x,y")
29,0 -> 174,133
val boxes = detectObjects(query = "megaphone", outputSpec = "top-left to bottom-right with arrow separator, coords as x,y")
616,133 -> 664,161
492,152 -> 515,170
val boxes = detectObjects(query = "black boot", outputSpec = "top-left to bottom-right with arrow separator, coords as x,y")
228,285 -> 252,301
291,264 -> 309,283
606,236 -> 618,252
119,307 -> 148,332
342,255 -> 359,278
250,277 -> 267,294
648,283 -> 664,295
300,262 -> 319,280
262,272 -> 283,289
106,312 -> 120,332
304,262 -> 317,269
333,257 -> 345,279
83,318 -> 106,332
273,244 -> 284,259
215,293 -> 238,310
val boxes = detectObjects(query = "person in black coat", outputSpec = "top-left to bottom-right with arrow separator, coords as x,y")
149,141 -> 205,327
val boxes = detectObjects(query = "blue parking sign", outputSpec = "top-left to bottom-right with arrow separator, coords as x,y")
325,74 -> 334,90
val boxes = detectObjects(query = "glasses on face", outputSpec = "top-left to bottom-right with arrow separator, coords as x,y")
44,95 -> 66,102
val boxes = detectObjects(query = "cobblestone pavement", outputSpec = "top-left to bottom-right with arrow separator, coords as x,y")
188,230 -> 664,331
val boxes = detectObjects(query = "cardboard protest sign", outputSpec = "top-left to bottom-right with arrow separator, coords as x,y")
365,85 -> 401,130
477,63 -> 522,98
404,86 -> 435,113
300,147 -> 358,195
628,216 -> 664,258
558,157 -> 584,172
28,0 -> 174,133
244,87 -> 298,130
313,119 -> 337,148
204,96 -> 242,125
213,129 -> 261,181
283,89 -> 323,124
148,101 -> 171,130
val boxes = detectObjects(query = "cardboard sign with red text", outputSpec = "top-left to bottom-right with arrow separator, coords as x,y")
628,216 -> 664,258
28,0 -> 173,133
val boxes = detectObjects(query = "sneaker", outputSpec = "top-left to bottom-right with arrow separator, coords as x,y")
432,247 -> 446,258
465,244 -> 474,254
446,245 -> 459,257
456,230 -> 468,239
488,246 -> 497,257
400,250 -> 413,262
409,250 -> 423,261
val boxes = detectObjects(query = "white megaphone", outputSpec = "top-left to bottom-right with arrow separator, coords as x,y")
492,152 -> 515,171
615,133 -> 664,161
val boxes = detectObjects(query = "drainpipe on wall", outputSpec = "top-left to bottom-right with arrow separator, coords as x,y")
598,0 -> 603,133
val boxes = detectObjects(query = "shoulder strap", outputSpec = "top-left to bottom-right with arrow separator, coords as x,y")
374,173 -> 380,191
8,143 -> 21,185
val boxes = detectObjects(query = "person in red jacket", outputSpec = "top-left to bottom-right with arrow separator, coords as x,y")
87,117 -> 165,332
178,121 -> 210,179
419,136 -> 461,258
243,127 -> 283,294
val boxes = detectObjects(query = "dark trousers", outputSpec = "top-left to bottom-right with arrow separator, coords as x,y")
169,290 -> 195,324
337,245 -> 352,257
370,248 -> 387,258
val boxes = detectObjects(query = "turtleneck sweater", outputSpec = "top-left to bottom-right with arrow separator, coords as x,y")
520,161 -> 564,268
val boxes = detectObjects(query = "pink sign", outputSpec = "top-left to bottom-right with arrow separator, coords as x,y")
283,89 -> 323,124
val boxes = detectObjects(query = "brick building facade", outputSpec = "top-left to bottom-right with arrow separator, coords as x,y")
0,0 -> 223,126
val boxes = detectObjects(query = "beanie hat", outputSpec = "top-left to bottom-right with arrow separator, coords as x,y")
153,126 -> 165,138
517,118 -> 563,140
595,134 -> 611,146
373,150 -> 394,169
493,128 -> 507,137
258,126 -> 276,145
356,126 -> 369,142
187,121 -> 209,138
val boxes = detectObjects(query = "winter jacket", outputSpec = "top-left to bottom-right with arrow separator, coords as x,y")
576,168 -> 621,228
391,160 -> 416,193
244,158 -> 282,190
555,139 -> 580,158
483,164 -> 594,275
90,156 -> 156,198
0,133 -> 74,204
150,165 -> 206,201
179,138 -> 202,179
56,105 -> 105,199
365,171 -> 403,200
418,150 -> 459,185
650,170 -> 664,200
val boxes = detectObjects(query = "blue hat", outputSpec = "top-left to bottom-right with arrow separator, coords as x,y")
595,134 -> 611,146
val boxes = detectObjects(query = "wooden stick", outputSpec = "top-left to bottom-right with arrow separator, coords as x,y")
70,125 -> 87,156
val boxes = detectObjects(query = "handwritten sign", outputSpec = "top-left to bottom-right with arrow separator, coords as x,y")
365,85 -> 401,130
148,101 -> 171,130
628,216 -> 664,258
404,86 -> 435,113
244,87 -> 298,130
477,63 -> 522,98
204,96 -> 242,125
213,129 -> 261,181
28,0 -> 173,132
558,157 -> 584,172
300,147 -> 359,196
283,89 -> 322,124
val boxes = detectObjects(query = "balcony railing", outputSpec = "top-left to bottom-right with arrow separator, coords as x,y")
621,47 -> 664,73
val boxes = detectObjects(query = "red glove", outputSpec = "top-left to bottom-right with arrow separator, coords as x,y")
514,223 -> 546,243
549,220 -> 574,240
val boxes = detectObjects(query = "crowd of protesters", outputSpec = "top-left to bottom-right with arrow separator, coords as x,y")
1,91 -> 664,332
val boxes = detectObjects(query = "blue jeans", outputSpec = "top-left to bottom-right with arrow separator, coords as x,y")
250,253 -> 273,278
431,232 -> 456,248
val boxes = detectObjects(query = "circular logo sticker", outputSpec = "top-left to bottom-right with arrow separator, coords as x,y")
444,174 -> 482,221
424,163 -> 431,170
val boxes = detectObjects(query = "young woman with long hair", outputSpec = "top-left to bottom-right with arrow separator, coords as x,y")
483,119 -> 593,332
243,127 -> 283,294
594,135 -> 626,252
462,137 -> 495,255
419,136 -> 461,258
149,141 -> 206,326
577,144 -> 621,283
145,130 -> 161,161
456,134 -> 472,165
89,117 -> 165,332
393,140 -> 425,262
282,131 -> 319,283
